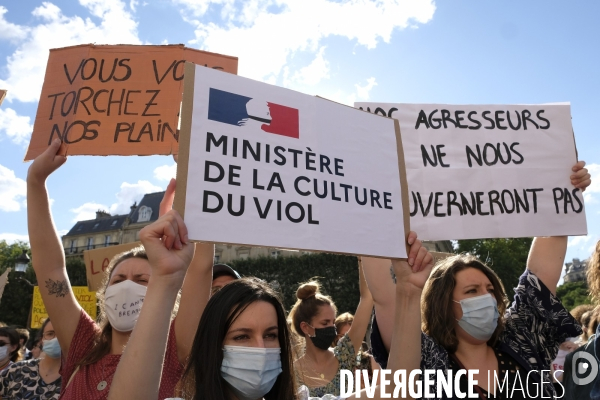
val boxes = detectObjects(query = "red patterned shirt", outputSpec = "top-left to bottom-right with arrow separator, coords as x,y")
60,310 -> 183,399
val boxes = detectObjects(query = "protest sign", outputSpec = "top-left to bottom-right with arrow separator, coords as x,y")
31,286 -> 96,329
25,44 -> 238,160
174,63 -> 409,259
83,242 -> 141,291
0,90 -> 6,106
355,102 -> 587,240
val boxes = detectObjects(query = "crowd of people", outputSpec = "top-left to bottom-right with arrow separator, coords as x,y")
0,138 -> 596,399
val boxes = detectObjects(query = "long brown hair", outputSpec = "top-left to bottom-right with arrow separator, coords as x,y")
586,240 -> 600,302
75,246 -> 149,368
422,254 -> 509,353
288,280 -> 337,337
179,278 -> 297,400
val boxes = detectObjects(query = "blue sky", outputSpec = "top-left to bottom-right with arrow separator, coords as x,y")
0,0 -> 598,282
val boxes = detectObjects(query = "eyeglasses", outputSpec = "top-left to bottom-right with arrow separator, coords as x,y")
42,331 -> 56,340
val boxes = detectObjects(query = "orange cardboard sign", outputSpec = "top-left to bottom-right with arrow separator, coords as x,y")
25,44 -> 237,160
83,241 -> 142,291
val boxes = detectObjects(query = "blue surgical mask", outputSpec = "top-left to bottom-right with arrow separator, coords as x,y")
221,345 -> 282,400
42,338 -> 61,359
454,293 -> 499,341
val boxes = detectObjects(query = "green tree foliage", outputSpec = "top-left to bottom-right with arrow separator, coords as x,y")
229,252 -> 360,315
0,240 -> 88,327
556,281 -> 592,311
455,238 -> 533,300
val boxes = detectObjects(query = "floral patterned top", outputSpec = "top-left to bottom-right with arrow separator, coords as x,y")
0,358 -> 61,399
296,334 -> 356,397
371,269 -> 582,399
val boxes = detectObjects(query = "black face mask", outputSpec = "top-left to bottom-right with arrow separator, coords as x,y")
308,325 -> 337,350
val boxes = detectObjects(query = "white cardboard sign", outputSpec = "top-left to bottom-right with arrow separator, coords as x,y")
355,102 -> 587,240
175,64 -> 409,258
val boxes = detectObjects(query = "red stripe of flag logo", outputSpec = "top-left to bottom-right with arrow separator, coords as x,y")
207,88 -> 300,139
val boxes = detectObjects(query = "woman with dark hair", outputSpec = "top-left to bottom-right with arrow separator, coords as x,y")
26,140 -> 213,399
178,277 -> 297,399
0,318 -> 62,399
0,327 -> 20,371
290,260 -> 373,397
107,231 -> 434,399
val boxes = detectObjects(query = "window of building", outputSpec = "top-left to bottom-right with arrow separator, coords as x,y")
214,255 -> 220,263
239,253 -> 249,260
87,237 -> 94,250
93,223 -> 99,229
111,219 -> 118,227
271,251 -> 280,259
76,225 -> 82,231
104,235 -> 110,247
70,240 -> 76,254
137,206 -> 153,223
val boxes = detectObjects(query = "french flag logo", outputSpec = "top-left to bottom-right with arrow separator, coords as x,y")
207,88 -> 300,139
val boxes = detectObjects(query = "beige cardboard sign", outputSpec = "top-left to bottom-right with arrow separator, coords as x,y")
174,63 -> 410,259
83,241 -> 141,291
0,90 -> 6,106
25,44 -> 238,160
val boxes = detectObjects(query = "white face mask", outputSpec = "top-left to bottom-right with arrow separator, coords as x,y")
453,293 -> 499,341
104,280 -> 147,332
0,346 -> 8,361
221,345 -> 282,400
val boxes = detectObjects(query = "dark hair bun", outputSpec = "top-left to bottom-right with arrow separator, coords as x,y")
296,281 -> 320,300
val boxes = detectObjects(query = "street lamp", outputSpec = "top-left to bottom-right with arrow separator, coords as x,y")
14,250 -> 30,273
14,250 -> 34,287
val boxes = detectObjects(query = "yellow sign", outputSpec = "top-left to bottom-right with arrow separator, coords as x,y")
31,286 -> 97,329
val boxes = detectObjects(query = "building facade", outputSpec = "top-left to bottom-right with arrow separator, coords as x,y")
563,258 -> 589,283
63,190 -> 455,263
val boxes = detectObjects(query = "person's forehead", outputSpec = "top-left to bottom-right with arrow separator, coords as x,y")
314,304 -> 336,319
229,301 -> 278,329
43,321 -> 54,333
112,257 -> 151,276
455,268 -> 491,286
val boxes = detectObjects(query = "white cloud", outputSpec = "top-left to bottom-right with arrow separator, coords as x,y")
70,180 -> 162,221
0,108 -> 33,146
0,1 -> 141,103
154,164 -> 177,181
70,202 -> 109,222
309,76 -> 378,106
355,77 -> 377,100
0,233 -> 29,243
289,46 -> 330,86
110,180 -> 162,214
583,163 -> 600,204
0,6 -> 29,43
177,0 -> 436,82
0,164 -> 26,212
568,235 -> 592,249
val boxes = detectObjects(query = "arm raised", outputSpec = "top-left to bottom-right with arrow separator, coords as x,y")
158,178 -> 214,364
27,139 -> 81,355
346,259 -> 374,354
527,161 -> 591,294
108,210 -> 193,400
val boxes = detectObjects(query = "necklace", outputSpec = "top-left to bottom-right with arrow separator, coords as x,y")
304,355 -> 328,380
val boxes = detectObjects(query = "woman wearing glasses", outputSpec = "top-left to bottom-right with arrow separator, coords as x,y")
0,318 -> 62,399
